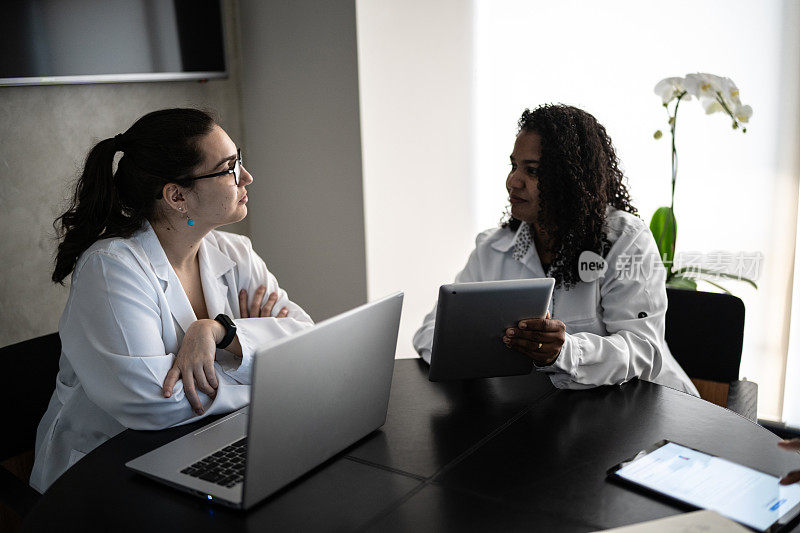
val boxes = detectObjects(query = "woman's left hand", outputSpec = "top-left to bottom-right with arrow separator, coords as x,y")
503,312 -> 566,366
778,439 -> 800,484
239,285 -> 289,318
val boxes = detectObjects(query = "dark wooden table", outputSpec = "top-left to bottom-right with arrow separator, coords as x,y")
23,359 -> 800,532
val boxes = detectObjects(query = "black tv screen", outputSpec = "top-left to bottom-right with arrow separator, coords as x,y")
1,0 -> 227,86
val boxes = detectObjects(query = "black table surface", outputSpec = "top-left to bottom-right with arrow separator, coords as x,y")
23,359 -> 800,532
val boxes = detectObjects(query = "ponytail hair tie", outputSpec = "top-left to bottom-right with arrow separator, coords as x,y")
114,133 -> 126,152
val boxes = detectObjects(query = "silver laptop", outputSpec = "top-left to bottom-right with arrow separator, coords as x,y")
126,292 -> 403,509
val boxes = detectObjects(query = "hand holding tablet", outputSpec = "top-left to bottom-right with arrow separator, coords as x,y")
502,311 -> 566,367
428,278 -> 555,381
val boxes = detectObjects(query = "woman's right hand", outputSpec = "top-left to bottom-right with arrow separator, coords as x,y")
239,285 -> 289,318
162,320 -> 220,415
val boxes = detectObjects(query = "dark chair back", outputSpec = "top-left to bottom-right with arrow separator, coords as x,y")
664,288 -> 744,384
0,332 -> 60,521
0,333 -> 61,461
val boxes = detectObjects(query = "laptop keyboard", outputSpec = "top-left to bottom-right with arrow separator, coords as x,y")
180,437 -> 247,488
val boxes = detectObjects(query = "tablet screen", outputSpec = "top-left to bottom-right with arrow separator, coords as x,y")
614,442 -> 800,531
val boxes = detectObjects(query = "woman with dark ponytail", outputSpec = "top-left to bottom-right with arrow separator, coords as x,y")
33,108 -> 313,492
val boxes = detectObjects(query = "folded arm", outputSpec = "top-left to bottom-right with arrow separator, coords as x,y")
62,252 -> 247,430
221,237 -> 315,384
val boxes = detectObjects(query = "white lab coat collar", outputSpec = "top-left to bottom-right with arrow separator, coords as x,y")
199,234 -> 236,279
490,222 -> 547,278
489,224 -> 518,253
133,221 -> 236,332
134,220 -> 172,283
198,235 -> 237,319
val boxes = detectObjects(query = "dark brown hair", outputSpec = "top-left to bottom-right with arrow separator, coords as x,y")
53,108 -> 217,284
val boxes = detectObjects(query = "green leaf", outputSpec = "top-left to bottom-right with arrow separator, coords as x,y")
697,278 -> 731,294
667,274 -> 697,290
650,207 -> 677,270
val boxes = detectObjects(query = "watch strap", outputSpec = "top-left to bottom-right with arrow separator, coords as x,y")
214,313 -> 237,349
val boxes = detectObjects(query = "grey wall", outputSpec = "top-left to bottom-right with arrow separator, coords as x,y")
0,0 -> 246,347
0,0 -> 369,346
238,0 -> 368,321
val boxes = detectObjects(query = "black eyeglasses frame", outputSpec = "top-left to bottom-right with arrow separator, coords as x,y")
181,148 -> 243,185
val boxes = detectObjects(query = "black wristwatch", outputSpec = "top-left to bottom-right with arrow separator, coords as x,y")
214,314 -> 237,349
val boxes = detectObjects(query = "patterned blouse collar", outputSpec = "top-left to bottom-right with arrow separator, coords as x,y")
512,222 -> 533,262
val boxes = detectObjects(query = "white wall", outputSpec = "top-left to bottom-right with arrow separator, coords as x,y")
776,0 -> 800,426
786,193 -> 800,425
238,0 -> 368,323
356,0 -> 477,357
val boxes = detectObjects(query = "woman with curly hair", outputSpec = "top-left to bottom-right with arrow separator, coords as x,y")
413,104 -> 697,395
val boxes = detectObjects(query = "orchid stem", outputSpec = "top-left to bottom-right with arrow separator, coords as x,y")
666,91 -> 686,276
715,91 -> 739,128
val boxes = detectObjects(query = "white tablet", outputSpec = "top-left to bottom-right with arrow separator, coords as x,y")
428,278 -> 555,381
608,440 -> 800,532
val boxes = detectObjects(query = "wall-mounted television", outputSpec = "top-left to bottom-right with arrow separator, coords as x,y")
1,0 -> 227,87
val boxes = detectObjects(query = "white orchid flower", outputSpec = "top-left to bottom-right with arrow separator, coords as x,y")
720,77 -> 742,106
653,73 -> 751,137
734,104 -> 753,123
654,77 -> 691,104
684,73 -> 724,99
701,98 -> 724,114
651,72 -> 754,286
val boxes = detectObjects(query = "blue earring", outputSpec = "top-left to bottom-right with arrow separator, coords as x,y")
184,210 -> 194,226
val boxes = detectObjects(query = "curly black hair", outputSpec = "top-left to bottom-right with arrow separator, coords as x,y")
502,104 -> 637,288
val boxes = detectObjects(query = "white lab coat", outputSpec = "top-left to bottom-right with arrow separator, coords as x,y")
413,208 -> 699,397
31,221 -> 314,493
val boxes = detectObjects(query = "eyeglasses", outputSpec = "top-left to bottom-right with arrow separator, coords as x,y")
183,148 -> 243,185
